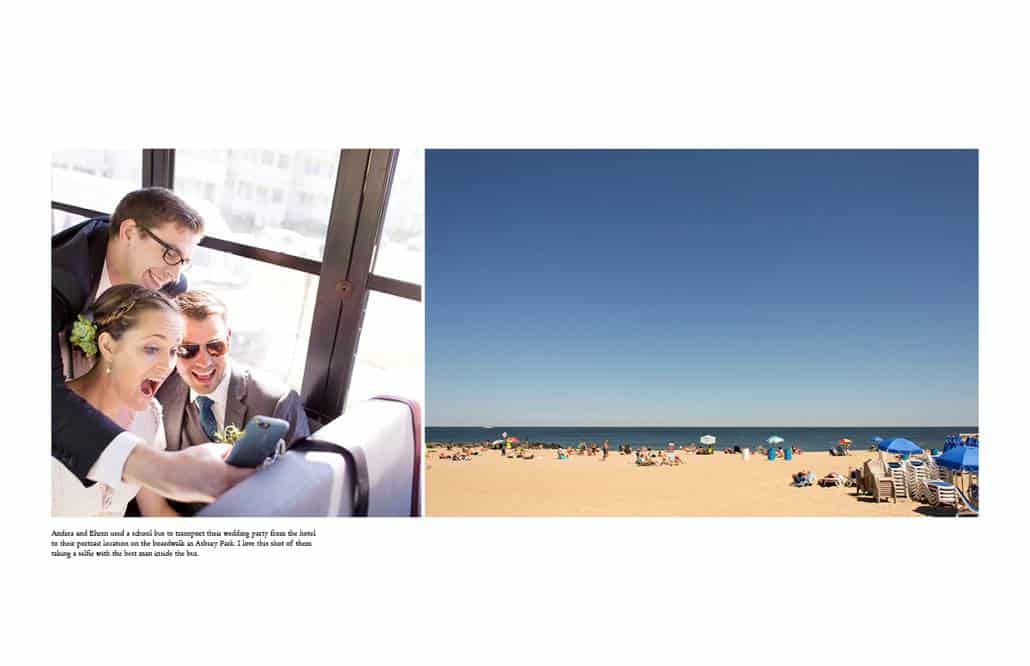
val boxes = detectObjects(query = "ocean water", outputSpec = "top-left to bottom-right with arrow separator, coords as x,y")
426,426 -> 978,452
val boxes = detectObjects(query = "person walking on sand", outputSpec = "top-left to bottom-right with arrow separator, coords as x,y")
602,440 -> 609,460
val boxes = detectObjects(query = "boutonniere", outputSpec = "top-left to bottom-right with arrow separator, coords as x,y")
214,424 -> 244,445
69,314 -> 98,357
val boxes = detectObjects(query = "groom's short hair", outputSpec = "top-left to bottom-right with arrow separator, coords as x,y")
110,187 -> 205,238
175,290 -> 228,325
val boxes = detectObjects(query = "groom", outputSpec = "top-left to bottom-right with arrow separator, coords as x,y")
53,187 -> 252,502
157,289 -> 311,452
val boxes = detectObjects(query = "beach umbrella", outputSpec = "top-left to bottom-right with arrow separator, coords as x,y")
767,436 -> 784,445
936,445 -> 980,500
839,438 -> 852,445
490,439 -> 504,446
878,438 -> 923,455
700,434 -> 717,445
507,436 -> 521,444
870,436 -> 884,443
936,445 -> 978,473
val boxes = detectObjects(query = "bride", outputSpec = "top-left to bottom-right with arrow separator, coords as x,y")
52,284 -> 182,517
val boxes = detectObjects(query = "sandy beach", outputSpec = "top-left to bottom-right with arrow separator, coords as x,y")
425,448 -> 953,517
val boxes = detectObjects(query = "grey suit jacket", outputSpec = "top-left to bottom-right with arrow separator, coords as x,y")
156,363 -> 311,452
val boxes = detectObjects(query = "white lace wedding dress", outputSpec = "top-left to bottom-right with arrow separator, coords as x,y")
52,399 -> 166,517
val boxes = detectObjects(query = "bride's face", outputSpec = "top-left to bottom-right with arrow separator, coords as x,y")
103,309 -> 183,411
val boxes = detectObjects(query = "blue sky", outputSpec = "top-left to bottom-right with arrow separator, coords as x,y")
427,150 -> 978,427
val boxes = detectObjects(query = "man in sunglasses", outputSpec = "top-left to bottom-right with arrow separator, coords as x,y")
158,289 -> 310,463
53,187 -> 253,506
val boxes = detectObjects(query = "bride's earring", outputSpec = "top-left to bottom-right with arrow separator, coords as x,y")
106,364 -> 112,375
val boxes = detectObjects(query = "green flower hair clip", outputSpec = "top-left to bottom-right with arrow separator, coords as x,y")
69,314 -> 98,357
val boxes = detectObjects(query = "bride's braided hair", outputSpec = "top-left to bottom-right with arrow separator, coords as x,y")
92,284 -> 179,342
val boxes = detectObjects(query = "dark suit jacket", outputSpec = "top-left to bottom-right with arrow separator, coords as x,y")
52,217 -> 188,483
156,363 -> 311,452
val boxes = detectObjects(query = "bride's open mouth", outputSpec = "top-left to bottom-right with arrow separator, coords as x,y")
140,378 -> 160,398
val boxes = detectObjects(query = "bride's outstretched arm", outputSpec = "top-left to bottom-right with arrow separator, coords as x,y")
122,443 -> 253,503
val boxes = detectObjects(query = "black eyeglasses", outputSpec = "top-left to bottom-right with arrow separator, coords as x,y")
176,339 -> 228,359
139,226 -> 192,271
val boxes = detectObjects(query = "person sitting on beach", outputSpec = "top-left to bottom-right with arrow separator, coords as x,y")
439,447 -> 453,460
792,470 -> 807,486
818,472 -> 845,487
792,446 -> 801,455
518,448 -> 534,460
557,448 -> 568,460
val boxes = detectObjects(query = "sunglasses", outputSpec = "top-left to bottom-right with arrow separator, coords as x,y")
175,339 -> 228,360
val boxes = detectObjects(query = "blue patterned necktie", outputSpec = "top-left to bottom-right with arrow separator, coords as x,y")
195,396 -> 218,441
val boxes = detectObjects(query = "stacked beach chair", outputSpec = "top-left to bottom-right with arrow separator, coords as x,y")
926,480 -> 957,507
877,452 -> 908,500
863,458 -> 895,502
885,460 -> 907,500
904,459 -> 931,502
876,475 -> 894,502
926,456 -> 951,483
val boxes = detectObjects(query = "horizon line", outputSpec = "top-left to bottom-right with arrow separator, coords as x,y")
428,424 -> 979,429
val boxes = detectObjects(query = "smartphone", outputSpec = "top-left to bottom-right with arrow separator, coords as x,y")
224,416 -> 289,468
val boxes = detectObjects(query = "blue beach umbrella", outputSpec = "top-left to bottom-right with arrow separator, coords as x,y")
936,446 -> 979,473
870,436 -> 884,444
878,438 -> 923,455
